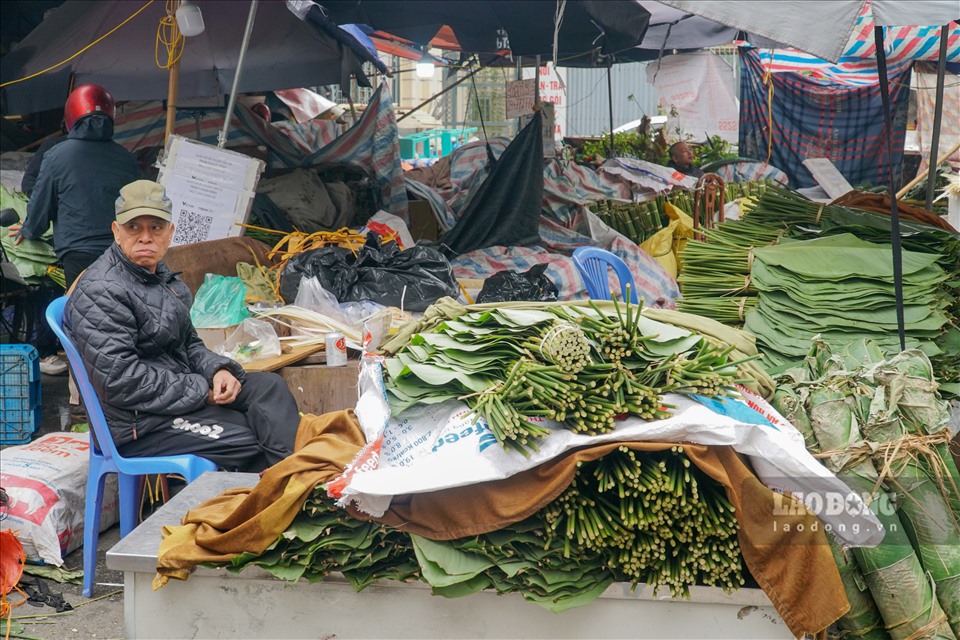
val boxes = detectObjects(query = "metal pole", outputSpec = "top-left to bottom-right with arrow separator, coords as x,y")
397,61 -> 490,123
218,0 -> 259,148
874,26 -> 906,351
607,60 -> 615,157
925,25 -> 949,211
535,55 -> 541,105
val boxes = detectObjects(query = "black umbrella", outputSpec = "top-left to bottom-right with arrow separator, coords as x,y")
0,0 -> 385,116
316,0 -> 651,60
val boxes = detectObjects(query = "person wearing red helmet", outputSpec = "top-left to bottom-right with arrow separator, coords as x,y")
13,84 -> 140,288
11,84 -> 140,382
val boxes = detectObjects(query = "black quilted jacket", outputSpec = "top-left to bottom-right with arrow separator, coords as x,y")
65,243 -> 246,445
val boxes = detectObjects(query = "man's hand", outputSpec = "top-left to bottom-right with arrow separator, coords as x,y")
208,369 -> 241,405
7,223 -> 23,245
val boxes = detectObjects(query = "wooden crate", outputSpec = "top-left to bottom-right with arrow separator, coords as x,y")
277,363 -> 360,415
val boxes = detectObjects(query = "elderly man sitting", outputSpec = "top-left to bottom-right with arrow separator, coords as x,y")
65,180 -> 300,472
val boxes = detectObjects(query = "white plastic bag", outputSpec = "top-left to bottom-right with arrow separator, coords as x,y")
294,276 -> 347,324
220,317 -> 281,363
0,432 -> 119,565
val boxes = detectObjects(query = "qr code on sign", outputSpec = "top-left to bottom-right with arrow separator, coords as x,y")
173,210 -> 213,245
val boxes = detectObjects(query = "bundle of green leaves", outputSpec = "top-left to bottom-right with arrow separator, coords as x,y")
385,299 -> 754,455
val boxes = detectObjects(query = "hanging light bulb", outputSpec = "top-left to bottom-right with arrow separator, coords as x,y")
176,0 -> 206,37
416,50 -> 435,79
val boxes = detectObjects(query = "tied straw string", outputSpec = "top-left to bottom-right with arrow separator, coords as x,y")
761,51 -> 776,166
0,0 -> 156,88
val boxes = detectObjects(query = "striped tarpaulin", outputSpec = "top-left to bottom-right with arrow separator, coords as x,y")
751,9 -> 958,87
409,136 -> 679,305
739,48 -> 911,188
300,83 -> 408,219
112,101 -> 257,152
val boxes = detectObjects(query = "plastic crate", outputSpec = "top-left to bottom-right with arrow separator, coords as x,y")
0,344 -> 41,445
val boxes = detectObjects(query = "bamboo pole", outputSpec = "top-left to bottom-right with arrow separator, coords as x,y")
164,0 -> 182,150
897,139 -> 960,200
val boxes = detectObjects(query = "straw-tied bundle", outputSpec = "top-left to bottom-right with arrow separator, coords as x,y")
772,340 -> 960,639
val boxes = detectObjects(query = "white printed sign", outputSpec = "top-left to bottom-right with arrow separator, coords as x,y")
646,53 -> 739,143
158,135 -> 265,246
522,64 -> 567,141
505,79 -> 536,119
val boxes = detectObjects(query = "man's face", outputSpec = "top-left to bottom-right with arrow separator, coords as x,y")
112,215 -> 174,272
671,143 -> 695,166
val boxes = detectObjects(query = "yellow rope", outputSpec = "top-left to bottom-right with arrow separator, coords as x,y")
762,51 -> 775,166
155,0 -> 184,70
0,0 -> 156,88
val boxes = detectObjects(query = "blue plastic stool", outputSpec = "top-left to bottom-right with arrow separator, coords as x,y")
45,296 -> 218,597
572,246 -> 639,304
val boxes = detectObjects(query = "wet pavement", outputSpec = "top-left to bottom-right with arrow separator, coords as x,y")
2,371 -> 125,640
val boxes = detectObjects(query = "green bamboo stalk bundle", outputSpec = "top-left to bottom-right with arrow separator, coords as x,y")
540,446 -> 744,597
676,218 -> 784,326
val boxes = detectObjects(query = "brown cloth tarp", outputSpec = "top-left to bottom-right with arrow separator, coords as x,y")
155,410 -> 849,638
832,190 -> 959,233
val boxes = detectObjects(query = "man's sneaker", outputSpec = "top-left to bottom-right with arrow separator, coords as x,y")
39,354 -> 69,376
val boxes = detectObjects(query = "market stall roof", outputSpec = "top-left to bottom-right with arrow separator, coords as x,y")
653,0 -> 958,63
0,0 -> 386,116
314,0 -> 652,60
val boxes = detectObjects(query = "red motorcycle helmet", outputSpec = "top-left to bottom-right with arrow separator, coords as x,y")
63,84 -> 116,131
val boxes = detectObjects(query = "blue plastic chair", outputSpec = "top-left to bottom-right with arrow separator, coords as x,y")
572,246 -> 639,304
45,296 -> 217,597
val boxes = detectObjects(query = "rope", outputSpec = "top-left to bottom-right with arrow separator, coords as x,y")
0,0 -> 156,88
814,203 -> 826,225
737,296 -> 747,320
155,0 -> 184,70
761,51 -> 776,166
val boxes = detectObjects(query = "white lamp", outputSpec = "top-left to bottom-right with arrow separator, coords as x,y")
176,0 -> 205,37
416,51 -> 435,79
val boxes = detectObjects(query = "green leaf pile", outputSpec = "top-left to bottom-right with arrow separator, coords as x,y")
385,300 -> 753,455
743,234 -> 954,380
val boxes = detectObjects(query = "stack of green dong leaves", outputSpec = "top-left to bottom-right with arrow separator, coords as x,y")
771,339 -> 960,639
1,184 -> 59,285
743,233 -> 956,389
675,187 -> 960,394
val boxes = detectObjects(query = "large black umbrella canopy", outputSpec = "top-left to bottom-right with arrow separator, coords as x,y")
0,0 -> 385,116
317,0 -> 652,59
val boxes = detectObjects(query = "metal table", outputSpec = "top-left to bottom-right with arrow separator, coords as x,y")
108,471 -> 794,639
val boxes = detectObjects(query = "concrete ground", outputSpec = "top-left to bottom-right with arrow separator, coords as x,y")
4,370 -> 126,640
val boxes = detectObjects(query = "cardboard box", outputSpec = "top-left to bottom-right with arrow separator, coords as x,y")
407,199 -> 439,242
277,363 -> 360,415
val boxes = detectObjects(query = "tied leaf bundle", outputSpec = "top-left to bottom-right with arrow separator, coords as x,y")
385,298 -> 753,455
773,339 -> 960,639
540,446 -> 743,597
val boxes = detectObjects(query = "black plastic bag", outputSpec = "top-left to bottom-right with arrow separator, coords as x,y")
475,263 -> 559,303
280,233 -> 459,311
